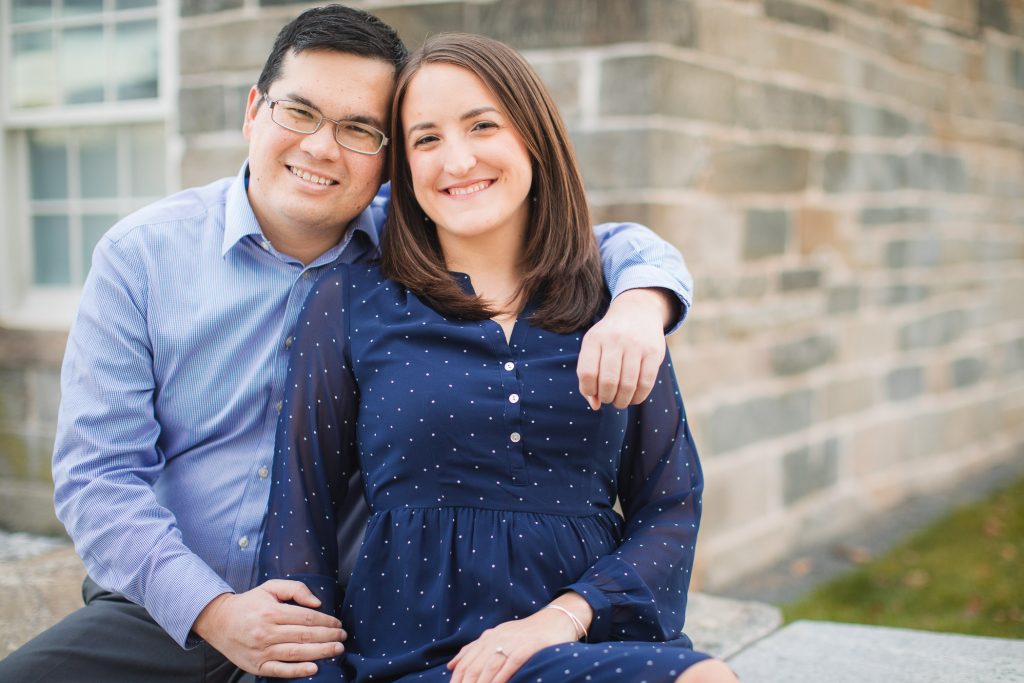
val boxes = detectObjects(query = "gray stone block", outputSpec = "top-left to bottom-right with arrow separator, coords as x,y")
574,129 -> 707,191
899,309 -> 968,350
707,390 -> 815,455
743,209 -> 789,260
771,335 -> 836,376
886,365 -> 925,401
782,439 -> 839,505
728,620 -> 1024,682
827,285 -> 860,314
0,479 -> 63,537
478,0 -> 697,50
531,60 -> 582,122
884,284 -> 930,306
823,151 -> 906,193
951,356 -> 987,388
765,0 -> 832,31
0,370 -> 29,427
907,151 -> 969,193
181,0 -> 241,16
742,84 -> 833,133
180,18 -> 282,75
886,238 -> 942,269
601,56 -> 736,124
779,268 -> 822,291
705,145 -> 810,194
838,101 -> 912,138
859,206 -> 932,226
179,86 -> 227,135
372,3 -> 466,49
29,369 -> 61,425
978,0 -> 1012,33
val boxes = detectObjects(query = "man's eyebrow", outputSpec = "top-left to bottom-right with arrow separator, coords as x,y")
284,93 -> 386,130
406,106 -> 500,135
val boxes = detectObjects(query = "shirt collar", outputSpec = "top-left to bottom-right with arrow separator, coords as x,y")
221,160 -> 386,258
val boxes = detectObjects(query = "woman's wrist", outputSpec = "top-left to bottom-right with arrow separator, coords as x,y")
542,591 -> 594,641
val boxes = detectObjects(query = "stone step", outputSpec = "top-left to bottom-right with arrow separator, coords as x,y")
728,620 -> 1024,682
0,532 -> 782,660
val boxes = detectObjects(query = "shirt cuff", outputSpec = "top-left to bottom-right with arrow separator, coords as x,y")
610,266 -> 692,334
561,582 -> 613,643
143,550 -> 235,648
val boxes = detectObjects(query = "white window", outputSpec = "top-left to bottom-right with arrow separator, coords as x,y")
2,0 -> 173,327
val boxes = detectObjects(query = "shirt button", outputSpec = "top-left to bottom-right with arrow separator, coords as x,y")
509,393 -> 520,404
284,336 -> 294,350
302,270 -> 312,280
510,432 -> 521,443
258,466 -> 269,479
275,400 -> 283,414
238,536 -> 249,549
504,362 -> 515,372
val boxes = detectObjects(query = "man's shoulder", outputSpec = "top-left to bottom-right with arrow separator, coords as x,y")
105,176 -> 235,246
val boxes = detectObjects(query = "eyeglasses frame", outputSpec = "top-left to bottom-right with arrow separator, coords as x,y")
262,95 -> 389,156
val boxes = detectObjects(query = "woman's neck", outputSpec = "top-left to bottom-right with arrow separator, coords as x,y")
440,230 -> 525,317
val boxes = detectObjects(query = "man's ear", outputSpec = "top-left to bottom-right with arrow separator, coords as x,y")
242,86 -> 262,141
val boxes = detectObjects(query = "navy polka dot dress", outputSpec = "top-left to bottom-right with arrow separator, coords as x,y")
259,264 -> 710,682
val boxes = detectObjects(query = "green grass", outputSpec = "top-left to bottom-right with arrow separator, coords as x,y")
783,475 -> 1024,639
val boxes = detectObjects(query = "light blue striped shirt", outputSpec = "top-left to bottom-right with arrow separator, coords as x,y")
52,162 -> 694,648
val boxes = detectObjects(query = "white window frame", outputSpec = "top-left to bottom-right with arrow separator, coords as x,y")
0,0 -> 179,330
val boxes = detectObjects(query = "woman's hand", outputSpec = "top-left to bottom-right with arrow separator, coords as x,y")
448,596 -> 592,683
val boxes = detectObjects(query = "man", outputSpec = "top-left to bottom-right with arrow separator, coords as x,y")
0,5 -> 693,682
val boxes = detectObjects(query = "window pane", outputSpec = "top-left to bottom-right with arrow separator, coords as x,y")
115,20 -> 158,100
61,0 -> 102,17
80,129 -> 119,199
29,130 -> 68,200
62,25 -> 106,104
12,0 -> 52,23
116,0 -> 157,8
82,214 -> 117,280
33,215 -> 71,285
13,30 -> 56,108
130,125 -> 165,197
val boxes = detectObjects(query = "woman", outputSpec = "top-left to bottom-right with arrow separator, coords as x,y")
260,33 -> 737,683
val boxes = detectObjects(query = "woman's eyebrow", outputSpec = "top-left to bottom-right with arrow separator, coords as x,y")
407,106 -> 499,135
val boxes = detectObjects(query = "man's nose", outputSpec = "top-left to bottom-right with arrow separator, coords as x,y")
298,123 -> 342,161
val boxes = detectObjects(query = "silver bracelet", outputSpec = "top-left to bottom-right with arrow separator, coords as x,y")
543,604 -> 588,642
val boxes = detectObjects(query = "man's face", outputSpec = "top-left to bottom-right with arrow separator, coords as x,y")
243,49 -> 394,242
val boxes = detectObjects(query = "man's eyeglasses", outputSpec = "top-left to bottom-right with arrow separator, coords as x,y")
264,97 -> 389,155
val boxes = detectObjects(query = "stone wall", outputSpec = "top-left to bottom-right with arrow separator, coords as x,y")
2,0 -> 1022,589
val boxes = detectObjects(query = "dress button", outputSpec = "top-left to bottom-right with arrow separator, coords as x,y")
238,536 -> 249,549
275,400 -> 283,414
509,432 -> 521,443
504,362 -> 515,371
284,336 -> 293,349
509,394 -> 520,404
258,466 -> 269,479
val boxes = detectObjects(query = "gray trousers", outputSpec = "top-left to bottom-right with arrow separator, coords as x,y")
0,576 -> 254,683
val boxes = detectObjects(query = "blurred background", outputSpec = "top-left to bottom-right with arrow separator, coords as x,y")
1,0 -> 1022,616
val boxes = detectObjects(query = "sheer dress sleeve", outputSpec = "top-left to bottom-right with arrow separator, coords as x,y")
564,349 -> 703,643
258,270 -> 358,681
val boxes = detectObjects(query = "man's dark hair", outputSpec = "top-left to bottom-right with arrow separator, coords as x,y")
256,4 -> 408,94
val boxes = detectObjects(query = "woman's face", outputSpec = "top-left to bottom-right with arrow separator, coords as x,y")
401,63 -> 533,251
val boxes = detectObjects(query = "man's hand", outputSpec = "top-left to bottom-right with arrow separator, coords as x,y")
193,580 -> 346,678
578,288 -> 677,409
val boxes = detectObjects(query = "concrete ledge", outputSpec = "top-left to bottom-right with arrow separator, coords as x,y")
728,620 -> 1024,682
0,536 -> 781,660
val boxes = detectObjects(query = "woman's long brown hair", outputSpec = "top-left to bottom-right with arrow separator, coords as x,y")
380,32 -> 607,333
